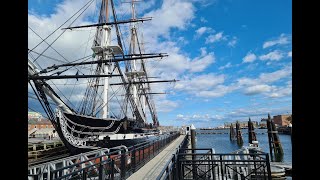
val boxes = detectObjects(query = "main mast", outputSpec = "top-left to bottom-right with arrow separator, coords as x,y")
130,0 -> 139,120
96,0 -> 111,119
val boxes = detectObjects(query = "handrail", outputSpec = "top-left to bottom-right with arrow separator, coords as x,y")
28,131 -> 181,180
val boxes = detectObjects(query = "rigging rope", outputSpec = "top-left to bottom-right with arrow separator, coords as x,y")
29,0 -> 95,55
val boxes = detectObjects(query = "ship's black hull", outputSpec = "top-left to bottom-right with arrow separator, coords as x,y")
55,112 -> 159,154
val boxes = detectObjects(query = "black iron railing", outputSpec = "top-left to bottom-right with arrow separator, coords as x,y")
28,132 -> 180,180
157,147 -> 272,180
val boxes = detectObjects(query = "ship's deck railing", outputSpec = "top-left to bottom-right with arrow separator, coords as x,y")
28,132 -> 180,180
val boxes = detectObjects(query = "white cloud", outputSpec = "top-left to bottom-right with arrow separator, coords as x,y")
177,114 -> 184,118
192,0 -> 217,7
174,74 -> 225,92
237,65 -> 291,85
235,65 -> 292,96
176,113 -> 222,122
263,33 -> 291,49
244,84 -> 272,95
200,47 -> 207,56
268,81 -> 292,98
227,106 -> 292,119
200,17 -> 208,23
116,0 -> 156,16
195,26 -> 214,38
288,51 -> 292,57
172,64 -> 292,99
156,99 -> 179,112
148,43 -> 214,75
143,0 -> 195,39
219,62 -> 232,70
227,36 -> 237,47
205,32 -> 226,44
258,65 -> 292,83
242,52 -> 257,63
196,85 -> 237,98
189,52 -> 215,72
259,50 -> 284,61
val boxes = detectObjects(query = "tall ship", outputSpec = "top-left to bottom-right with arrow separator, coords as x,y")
28,0 -> 176,154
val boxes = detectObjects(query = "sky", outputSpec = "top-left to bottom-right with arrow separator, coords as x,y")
28,0 -> 292,128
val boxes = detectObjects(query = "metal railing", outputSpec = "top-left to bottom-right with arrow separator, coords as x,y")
157,134 -> 189,180
28,132 -> 180,180
157,145 -> 271,180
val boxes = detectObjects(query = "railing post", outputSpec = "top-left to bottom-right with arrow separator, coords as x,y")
111,159 -> 115,180
82,169 -> 87,180
266,154 -> 272,180
120,150 -> 126,179
253,154 -> 257,178
149,143 -> 151,160
138,148 -> 140,165
132,147 -> 136,173
177,154 -> 181,180
153,141 -> 155,157
142,147 -> 145,164
34,175 -> 39,180
172,154 -> 176,180
99,157 -> 104,180
211,149 -> 215,180
220,154 -> 224,179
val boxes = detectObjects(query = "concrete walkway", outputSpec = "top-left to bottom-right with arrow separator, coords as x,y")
127,135 -> 186,180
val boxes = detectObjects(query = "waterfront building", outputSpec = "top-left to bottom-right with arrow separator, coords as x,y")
28,111 -> 42,120
28,119 -> 54,131
273,114 -> 291,127
260,118 -> 268,128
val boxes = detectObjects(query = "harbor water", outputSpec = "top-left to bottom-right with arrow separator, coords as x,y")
196,128 -> 292,163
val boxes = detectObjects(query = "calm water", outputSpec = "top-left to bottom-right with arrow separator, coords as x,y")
196,129 -> 292,163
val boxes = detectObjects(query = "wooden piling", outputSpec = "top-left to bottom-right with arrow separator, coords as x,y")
267,113 -> 284,162
236,121 -> 243,147
230,123 -> 236,141
248,117 -> 257,146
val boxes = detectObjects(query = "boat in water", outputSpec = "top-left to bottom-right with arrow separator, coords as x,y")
28,0 -> 176,154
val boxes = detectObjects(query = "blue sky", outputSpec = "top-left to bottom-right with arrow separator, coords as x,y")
28,0 -> 292,128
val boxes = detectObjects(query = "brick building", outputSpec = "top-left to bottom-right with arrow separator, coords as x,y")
273,114 -> 291,127
28,119 -> 54,131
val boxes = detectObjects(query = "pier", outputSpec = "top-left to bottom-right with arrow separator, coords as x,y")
28,132 -> 182,180
28,138 -> 68,162
28,126 -> 276,179
127,135 -> 186,179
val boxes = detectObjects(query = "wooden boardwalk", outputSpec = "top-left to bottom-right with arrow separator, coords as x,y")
127,135 -> 186,180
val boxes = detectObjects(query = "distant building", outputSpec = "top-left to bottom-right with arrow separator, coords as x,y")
238,121 -> 248,128
260,118 -> 268,128
28,119 -> 57,138
251,121 -> 259,128
224,122 -> 231,128
273,114 -> 291,127
158,125 -> 175,132
28,119 -> 53,131
28,111 -> 42,120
